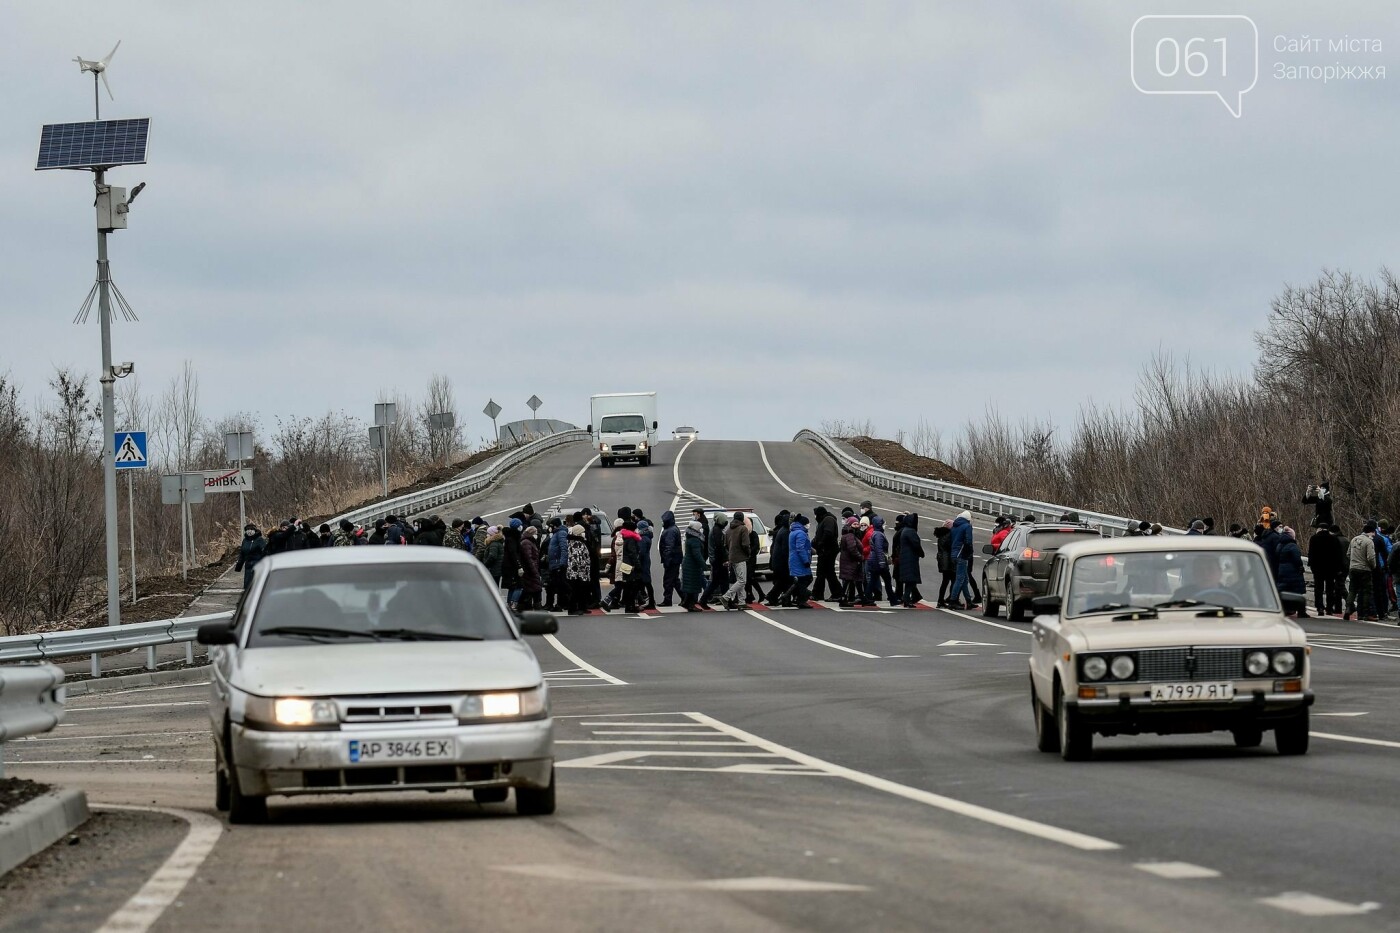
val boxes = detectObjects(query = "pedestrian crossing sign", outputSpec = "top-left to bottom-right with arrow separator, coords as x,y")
114,431 -> 148,470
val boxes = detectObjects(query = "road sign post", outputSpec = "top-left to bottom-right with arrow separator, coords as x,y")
373,404 -> 396,498
161,474 -> 205,581
114,431 -> 147,605
429,411 -> 456,467
483,399 -> 502,446
224,431 -> 254,534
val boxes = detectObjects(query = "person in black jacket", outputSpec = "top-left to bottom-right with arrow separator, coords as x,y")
658,511 -> 683,607
265,520 -> 293,555
1303,483 -> 1334,530
766,511 -> 792,607
934,524 -> 955,607
234,524 -> 266,589
1277,527 -> 1308,617
1308,524 -> 1342,615
701,514 -> 730,607
811,506 -> 842,601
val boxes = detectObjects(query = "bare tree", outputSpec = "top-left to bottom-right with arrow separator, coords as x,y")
418,374 -> 463,462
157,360 -> 203,471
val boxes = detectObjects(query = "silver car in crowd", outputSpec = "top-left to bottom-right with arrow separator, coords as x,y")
197,547 -> 559,823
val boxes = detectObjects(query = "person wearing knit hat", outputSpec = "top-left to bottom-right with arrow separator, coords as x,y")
565,524 -> 591,614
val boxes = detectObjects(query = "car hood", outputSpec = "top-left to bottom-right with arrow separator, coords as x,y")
229,640 -> 543,697
1060,612 -> 1305,650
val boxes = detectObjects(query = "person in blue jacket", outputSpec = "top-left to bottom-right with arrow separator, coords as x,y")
788,514 -> 814,608
947,510 -> 974,609
658,511 -> 682,607
637,519 -> 657,610
545,517 -> 569,612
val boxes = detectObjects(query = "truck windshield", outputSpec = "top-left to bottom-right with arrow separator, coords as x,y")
600,415 -> 645,433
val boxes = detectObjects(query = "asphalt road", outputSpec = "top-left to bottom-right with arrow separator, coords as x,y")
6,439 -> 1399,932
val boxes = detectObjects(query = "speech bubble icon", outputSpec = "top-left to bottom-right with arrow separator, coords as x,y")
1131,15 -> 1259,118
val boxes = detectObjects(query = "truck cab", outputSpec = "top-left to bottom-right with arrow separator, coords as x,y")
589,392 -> 659,467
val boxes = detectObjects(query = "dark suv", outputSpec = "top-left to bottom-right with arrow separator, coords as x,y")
981,523 -> 1103,620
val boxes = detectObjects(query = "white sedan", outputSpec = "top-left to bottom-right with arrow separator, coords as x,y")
1028,535 -> 1312,760
672,426 -> 699,440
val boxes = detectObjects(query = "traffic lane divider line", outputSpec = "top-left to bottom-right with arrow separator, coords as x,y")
64,701 -> 208,712
934,606 -> 1036,636
542,633 -> 628,685
685,712 -> 1120,852
1310,731 -> 1400,750
757,440 -> 803,495
92,804 -> 224,933
742,609 -> 881,659
10,759 -> 216,765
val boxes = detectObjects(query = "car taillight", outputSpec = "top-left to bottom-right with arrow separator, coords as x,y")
1022,548 -> 1042,560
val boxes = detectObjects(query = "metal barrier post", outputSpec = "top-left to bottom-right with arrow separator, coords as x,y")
91,653 -> 100,678
186,641 -> 194,664
145,645 -> 156,671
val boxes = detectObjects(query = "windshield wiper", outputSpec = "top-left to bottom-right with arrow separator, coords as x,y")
259,625 -> 383,640
369,628 -> 485,641
1151,599 -> 1243,617
1081,602 -> 1158,618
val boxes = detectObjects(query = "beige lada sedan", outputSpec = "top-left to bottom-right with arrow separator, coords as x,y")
197,547 -> 559,823
1028,535 -> 1312,761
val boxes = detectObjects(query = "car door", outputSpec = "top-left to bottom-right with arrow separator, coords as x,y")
990,529 -> 1022,601
1030,554 -> 1066,702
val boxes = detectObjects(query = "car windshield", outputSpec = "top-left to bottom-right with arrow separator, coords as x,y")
246,563 -> 515,647
1066,549 -> 1280,617
712,512 -> 766,535
674,426 -> 696,433
600,415 -> 645,433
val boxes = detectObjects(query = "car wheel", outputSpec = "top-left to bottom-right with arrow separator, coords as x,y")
981,580 -> 1000,617
639,454 -> 651,467
224,742 -> 268,825
1056,685 -> 1093,762
1033,680 -> 1060,753
473,787 -> 509,804
214,740 -> 231,812
1232,727 -> 1264,748
1274,710 -> 1310,756
1007,598 -> 1027,622
515,772 -> 556,816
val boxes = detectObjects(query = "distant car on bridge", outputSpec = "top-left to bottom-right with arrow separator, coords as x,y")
196,547 -> 560,823
672,426 -> 699,440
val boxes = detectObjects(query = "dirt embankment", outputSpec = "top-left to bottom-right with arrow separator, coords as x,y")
845,436 -> 974,487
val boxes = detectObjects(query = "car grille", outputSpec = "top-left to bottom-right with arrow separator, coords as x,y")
612,444 -> 636,453
342,702 -> 456,723
1137,647 -> 1243,682
302,763 -> 498,790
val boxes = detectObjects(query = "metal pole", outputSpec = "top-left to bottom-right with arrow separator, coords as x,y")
94,73 -> 99,121
180,490 -> 188,582
128,471 -> 137,605
492,417 -> 499,446
96,170 -> 121,629
238,488 -> 245,533
381,444 -> 388,498
187,490 -> 196,568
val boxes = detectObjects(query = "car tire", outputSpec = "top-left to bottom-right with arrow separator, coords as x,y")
639,454 -> 651,467
1033,681 -> 1059,753
1274,711 -> 1310,756
225,752 -> 268,825
1008,598 -> 1027,622
1232,727 -> 1264,748
1056,685 -> 1093,762
214,742 -> 231,812
473,787 -> 509,804
515,772 -> 556,816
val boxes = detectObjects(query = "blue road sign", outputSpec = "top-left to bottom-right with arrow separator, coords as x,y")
114,431 -> 148,470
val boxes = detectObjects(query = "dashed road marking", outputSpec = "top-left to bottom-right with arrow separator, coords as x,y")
493,863 -> 870,892
742,608 -> 880,659
542,634 -> 627,685
1311,731 -> 1400,750
1135,862 -> 1221,879
1257,892 -> 1380,917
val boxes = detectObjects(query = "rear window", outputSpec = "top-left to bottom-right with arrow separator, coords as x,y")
1029,530 -> 1100,551
247,563 -> 513,647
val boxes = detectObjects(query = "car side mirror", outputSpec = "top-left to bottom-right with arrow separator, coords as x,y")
652,421 -> 658,430
196,622 -> 237,645
586,424 -> 592,433
1280,592 -> 1307,614
517,611 -> 559,636
982,544 -> 995,555
1030,595 -> 1062,616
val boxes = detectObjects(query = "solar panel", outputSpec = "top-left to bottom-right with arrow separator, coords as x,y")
35,118 -> 151,171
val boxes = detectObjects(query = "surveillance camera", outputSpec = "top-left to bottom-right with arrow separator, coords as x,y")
113,362 -> 135,377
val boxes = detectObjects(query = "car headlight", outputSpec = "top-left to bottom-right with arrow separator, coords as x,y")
1081,656 -> 1107,681
638,441 -> 648,450
245,695 -> 339,730
1271,650 -> 1298,675
462,686 -> 547,721
1245,650 -> 1271,676
1110,655 -> 1135,680
600,444 -> 610,452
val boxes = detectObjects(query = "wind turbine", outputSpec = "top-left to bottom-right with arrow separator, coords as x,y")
74,41 -> 120,119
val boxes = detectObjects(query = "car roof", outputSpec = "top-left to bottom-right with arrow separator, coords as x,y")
1021,523 -> 1102,533
260,547 -> 475,569
1055,535 -> 1264,560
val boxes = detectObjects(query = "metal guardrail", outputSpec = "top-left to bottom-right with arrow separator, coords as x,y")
0,664 -> 66,777
0,429 -> 591,672
793,430 -> 1185,536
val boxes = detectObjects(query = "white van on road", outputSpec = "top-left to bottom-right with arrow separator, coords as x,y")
590,392 -> 659,467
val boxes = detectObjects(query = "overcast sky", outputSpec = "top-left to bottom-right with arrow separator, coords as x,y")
2,1 -> 1396,447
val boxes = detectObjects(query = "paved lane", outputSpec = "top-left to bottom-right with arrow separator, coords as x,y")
7,437 -> 1399,930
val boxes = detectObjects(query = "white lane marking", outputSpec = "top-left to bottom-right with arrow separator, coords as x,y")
1305,639 -> 1400,661
743,609 -> 880,659
935,606 -> 1035,636
576,721 -> 710,727
688,712 -> 1120,851
69,682 -> 210,698
559,749 -> 780,767
564,454 -> 600,496
92,804 -> 223,933
554,712 -> 689,718
493,863 -> 869,892
757,440 -> 803,495
1314,712 -> 1369,717
557,740 -> 751,746
1311,731 -> 1400,750
1134,862 -> 1222,879
542,667 -> 585,674
941,653 -> 975,657
66,701 -> 207,712
15,730 -> 206,743
542,634 -> 628,685
591,730 -> 725,736
938,639 -> 1002,647
1257,892 -> 1380,916
9,759 -> 215,765
668,437 -> 696,512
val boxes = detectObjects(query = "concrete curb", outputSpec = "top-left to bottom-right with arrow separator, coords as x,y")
65,664 -> 213,697
0,787 -> 90,878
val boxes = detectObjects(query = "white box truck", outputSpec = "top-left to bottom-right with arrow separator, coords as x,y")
589,392 -> 659,467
